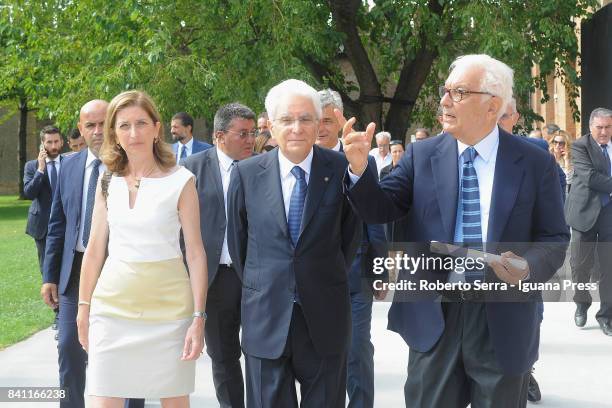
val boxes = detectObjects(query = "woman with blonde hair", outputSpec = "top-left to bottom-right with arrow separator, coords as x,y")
550,130 -> 574,192
76,90 -> 207,407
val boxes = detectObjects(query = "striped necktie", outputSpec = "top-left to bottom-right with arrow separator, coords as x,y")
460,147 -> 484,282
287,166 -> 307,247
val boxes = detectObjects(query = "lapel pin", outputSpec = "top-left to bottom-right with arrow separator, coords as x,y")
324,176 -> 329,182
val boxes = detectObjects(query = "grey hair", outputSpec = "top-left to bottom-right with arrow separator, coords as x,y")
589,108 -> 612,126
448,54 -> 514,120
213,102 -> 256,133
265,79 -> 322,121
375,131 -> 391,142
318,89 -> 343,111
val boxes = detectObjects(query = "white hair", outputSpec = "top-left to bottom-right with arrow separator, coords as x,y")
264,79 -> 322,121
448,54 -> 514,120
318,89 -> 343,112
375,131 -> 391,142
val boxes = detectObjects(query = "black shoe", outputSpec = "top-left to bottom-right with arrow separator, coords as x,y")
596,318 -> 612,336
574,303 -> 590,327
527,369 -> 541,402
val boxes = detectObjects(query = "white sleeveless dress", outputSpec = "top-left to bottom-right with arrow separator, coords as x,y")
88,167 -> 196,398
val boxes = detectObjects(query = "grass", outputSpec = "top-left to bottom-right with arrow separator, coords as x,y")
0,195 -> 54,349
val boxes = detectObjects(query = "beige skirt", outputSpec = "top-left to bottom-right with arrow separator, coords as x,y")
88,257 -> 195,398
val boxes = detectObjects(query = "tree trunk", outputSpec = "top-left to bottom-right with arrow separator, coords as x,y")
18,97 -> 28,200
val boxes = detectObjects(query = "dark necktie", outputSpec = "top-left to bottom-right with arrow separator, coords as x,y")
460,147 -> 484,282
82,159 -> 101,247
49,160 -> 58,194
180,145 -> 188,160
287,166 -> 307,247
601,144 -> 611,207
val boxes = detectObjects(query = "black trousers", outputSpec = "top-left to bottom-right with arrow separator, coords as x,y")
35,237 -> 46,274
404,302 -> 528,408
205,265 -> 245,408
245,305 -> 347,408
570,203 -> 612,319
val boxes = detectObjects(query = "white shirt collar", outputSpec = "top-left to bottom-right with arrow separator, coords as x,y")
332,139 -> 342,152
278,148 -> 313,180
85,148 -> 101,168
216,147 -> 236,172
179,137 -> 194,151
45,156 -> 59,164
456,126 -> 499,163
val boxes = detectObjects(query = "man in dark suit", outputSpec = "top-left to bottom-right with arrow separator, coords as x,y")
171,111 -> 212,162
565,107 -> 612,336
316,88 -> 386,408
227,79 -> 361,408
182,103 -> 257,408
24,125 -> 64,274
41,100 -> 144,408
343,54 -> 569,407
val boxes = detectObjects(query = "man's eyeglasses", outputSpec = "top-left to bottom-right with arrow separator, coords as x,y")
275,116 -> 317,128
224,129 -> 257,139
439,86 -> 495,103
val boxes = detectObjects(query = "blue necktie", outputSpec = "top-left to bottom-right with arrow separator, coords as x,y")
288,166 -> 307,247
601,144 -> 611,207
49,160 -> 57,194
82,159 -> 101,247
460,147 -> 484,282
180,145 -> 187,160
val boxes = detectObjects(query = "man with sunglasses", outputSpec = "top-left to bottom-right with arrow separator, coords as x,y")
182,103 -> 257,407
343,54 -> 568,408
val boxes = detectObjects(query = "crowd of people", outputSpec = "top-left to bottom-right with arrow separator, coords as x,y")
22,53 -> 612,408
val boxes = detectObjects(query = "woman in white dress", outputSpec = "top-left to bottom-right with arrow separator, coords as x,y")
76,90 -> 208,407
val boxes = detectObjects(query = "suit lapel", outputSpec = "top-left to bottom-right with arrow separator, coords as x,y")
208,149 -> 225,210
300,146 -> 333,236
258,150 -> 289,239
487,131 -> 524,243
586,134 -> 607,173
73,150 -> 88,218
431,134 -> 459,242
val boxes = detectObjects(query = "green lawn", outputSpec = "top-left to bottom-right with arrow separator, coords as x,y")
0,195 -> 54,349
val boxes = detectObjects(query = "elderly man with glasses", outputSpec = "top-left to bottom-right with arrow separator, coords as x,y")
343,54 -> 569,408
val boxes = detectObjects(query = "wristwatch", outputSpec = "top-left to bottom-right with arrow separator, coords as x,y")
192,311 -> 207,320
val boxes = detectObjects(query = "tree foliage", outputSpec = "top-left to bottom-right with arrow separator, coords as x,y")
0,0 -> 598,139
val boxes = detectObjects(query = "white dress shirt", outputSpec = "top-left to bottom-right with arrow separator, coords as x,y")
76,149 -> 107,252
369,148 -> 392,176
217,148 -> 237,265
278,148 -> 313,219
176,137 -> 194,164
332,139 -> 342,152
42,156 -> 61,183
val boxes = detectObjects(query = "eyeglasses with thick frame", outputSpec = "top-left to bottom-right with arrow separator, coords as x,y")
439,86 -> 495,103
223,129 -> 257,139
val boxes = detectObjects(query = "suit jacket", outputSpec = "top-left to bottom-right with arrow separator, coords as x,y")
42,149 -> 89,294
23,157 -> 63,240
182,147 -> 236,285
172,138 -> 212,159
565,133 -> 612,232
227,145 -> 361,359
346,128 -> 569,375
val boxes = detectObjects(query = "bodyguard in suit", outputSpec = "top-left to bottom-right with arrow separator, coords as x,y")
565,107 -> 612,336
171,111 -> 212,162
317,88 -> 387,408
343,54 -> 569,407
227,79 -> 361,408
182,102 -> 257,407
24,125 -> 64,274
41,100 -> 144,408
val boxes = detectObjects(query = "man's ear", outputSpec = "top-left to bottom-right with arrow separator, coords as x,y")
489,97 -> 503,119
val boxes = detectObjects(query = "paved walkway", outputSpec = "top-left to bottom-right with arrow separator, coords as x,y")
1,302 -> 611,407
